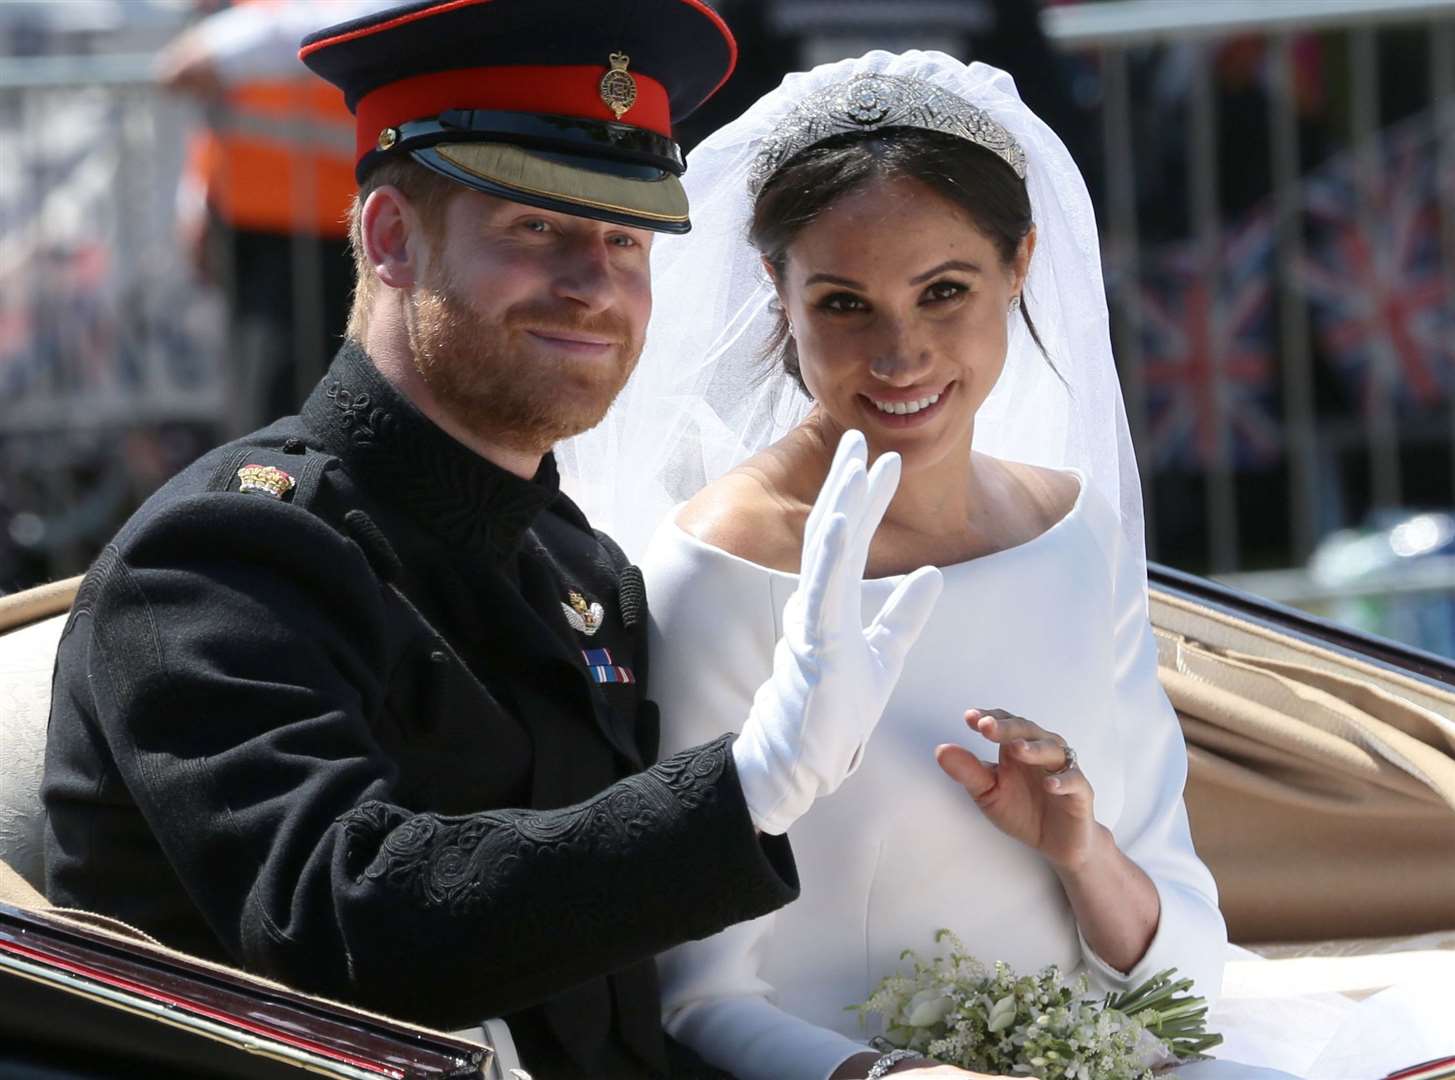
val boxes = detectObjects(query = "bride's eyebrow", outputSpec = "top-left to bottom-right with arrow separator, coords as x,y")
910,259 -> 982,284
803,272 -> 864,288
801,259 -> 983,290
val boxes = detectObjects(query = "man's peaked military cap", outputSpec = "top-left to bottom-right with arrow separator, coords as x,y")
299,0 -> 737,234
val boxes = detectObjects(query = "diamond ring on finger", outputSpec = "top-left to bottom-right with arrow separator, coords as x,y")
1046,742 -> 1077,776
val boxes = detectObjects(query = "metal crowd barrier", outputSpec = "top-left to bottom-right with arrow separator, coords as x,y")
0,48 -> 344,587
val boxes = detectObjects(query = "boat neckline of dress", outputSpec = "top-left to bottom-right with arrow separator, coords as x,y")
666,466 -> 1088,582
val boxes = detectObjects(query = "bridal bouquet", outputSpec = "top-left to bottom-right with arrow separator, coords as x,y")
854,931 -> 1221,1079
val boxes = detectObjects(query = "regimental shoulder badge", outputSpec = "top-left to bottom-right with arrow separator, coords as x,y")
236,464 -> 296,500
598,52 -> 637,120
562,589 -> 605,636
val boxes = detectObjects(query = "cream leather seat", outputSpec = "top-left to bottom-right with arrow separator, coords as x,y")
0,577 -> 79,893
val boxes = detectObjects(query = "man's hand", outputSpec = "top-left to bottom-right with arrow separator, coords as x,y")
733,429 -> 943,834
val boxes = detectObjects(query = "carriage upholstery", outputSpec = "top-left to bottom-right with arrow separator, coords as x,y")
1152,588 -> 1455,944
0,577 -> 77,897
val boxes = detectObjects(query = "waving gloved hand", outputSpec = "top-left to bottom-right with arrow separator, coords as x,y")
733,430 -> 944,835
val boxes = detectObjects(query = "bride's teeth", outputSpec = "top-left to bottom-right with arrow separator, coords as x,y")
873,393 -> 940,415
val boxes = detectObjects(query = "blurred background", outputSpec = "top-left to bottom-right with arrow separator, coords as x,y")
1,0 -> 1454,658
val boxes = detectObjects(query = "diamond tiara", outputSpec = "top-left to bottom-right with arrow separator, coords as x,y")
748,73 -> 1027,196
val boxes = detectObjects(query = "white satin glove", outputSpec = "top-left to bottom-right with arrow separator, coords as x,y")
733,430 -> 944,835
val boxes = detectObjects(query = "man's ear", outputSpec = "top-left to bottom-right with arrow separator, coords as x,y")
361,185 -> 424,290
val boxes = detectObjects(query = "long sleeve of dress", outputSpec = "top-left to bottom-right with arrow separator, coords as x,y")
646,524 -> 869,1080
1076,492 -> 1229,1004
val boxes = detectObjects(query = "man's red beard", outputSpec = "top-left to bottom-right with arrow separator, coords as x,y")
406,270 -> 643,456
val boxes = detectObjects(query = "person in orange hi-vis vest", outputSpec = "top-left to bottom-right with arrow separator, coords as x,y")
157,0 -> 397,434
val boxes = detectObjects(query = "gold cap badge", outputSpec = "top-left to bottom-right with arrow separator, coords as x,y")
236,464 -> 296,500
377,126 -> 398,151
598,52 -> 637,120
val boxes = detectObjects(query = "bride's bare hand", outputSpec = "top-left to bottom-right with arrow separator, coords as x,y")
934,707 -> 1098,870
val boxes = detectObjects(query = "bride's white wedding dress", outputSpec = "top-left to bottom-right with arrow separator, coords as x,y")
645,471 -> 1228,1080
641,470 -> 1455,1080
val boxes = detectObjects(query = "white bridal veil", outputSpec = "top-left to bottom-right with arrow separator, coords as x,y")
557,50 -> 1145,574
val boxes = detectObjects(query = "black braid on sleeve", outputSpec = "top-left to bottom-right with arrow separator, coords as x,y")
329,734 -> 796,1018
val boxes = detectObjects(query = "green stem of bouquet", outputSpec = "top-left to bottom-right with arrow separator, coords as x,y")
1107,969 -> 1224,1058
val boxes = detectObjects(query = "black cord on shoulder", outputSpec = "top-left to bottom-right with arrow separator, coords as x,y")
343,509 -> 403,583
617,565 -> 645,631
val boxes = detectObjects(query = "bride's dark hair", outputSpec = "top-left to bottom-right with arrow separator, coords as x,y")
749,127 -> 1049,394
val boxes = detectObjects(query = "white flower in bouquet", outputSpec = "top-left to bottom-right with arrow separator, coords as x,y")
854,930 -> 1221,1079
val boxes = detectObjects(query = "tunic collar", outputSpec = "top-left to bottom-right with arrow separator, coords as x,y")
301,341 -> 560,561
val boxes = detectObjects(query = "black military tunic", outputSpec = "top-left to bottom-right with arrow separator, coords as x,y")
43,343 -> 798,1078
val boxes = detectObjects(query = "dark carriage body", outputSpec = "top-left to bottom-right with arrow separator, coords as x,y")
0,896 -> 490,1080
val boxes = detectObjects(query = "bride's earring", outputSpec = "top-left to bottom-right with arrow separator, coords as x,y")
1008,295 -> 1021,315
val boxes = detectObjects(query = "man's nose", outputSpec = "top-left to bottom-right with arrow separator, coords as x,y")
551,236 -> 615,312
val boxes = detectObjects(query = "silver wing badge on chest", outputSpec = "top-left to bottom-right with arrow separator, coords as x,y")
561,589 -> 605,636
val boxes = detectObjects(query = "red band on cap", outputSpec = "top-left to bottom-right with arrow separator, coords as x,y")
354,65 -> 671,163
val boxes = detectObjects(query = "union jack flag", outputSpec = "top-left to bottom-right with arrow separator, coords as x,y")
1136,214 -> 1282,471
1300,121 -> 1454,415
